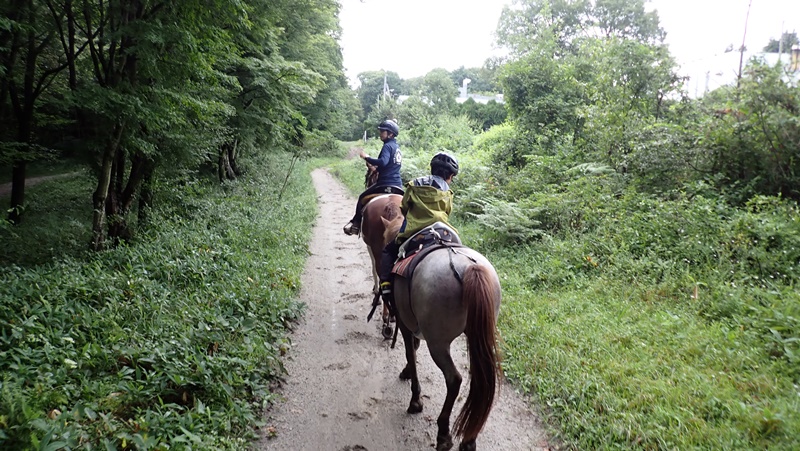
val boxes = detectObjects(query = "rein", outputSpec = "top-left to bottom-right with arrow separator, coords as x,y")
365,164 -> 378,188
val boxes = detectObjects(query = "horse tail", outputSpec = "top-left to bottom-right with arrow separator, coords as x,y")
453,264 -> 502,442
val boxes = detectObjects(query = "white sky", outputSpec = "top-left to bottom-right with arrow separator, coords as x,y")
338,0 -> 800,88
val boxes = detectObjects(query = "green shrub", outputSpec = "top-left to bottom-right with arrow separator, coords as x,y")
304,130 -> 345,157
0,153 -> 313,449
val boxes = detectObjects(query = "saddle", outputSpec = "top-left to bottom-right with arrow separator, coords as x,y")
392,222 -> 462,279
361,185 -> 404,207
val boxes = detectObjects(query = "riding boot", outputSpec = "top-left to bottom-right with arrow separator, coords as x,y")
379,240 -> 400,313
343,220 -> 360,235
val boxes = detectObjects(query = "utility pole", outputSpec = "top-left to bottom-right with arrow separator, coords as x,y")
382,72 -> 390,100
737,0 -> 753,88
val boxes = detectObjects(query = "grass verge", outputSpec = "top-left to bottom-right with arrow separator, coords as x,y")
0,154 -> 316,449
330,161 -> 800,450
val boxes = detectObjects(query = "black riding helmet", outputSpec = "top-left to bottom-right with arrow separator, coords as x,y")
430,152 -> 459,177
377,119 -> 399,137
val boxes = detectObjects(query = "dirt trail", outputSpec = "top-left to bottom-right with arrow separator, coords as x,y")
258,168 -> 551,451
0,172 -> 82,198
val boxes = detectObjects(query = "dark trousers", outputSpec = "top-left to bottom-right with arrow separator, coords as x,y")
379,239 -> 401,284
350,184 -> 394,223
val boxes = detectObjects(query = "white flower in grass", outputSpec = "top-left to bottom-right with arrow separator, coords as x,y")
64,358 -> 78,369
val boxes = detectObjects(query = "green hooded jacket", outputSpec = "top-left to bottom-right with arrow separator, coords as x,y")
396,184 -> 456,242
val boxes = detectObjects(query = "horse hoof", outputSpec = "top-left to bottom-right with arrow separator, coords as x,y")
436,434 -> 453,451
382,325 -> 393,340
399,367 -> 412,380
458,440 -> 476,451
407,400 -> 423,414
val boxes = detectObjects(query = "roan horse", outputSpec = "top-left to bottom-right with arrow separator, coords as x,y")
382,207 -> 503,451
358,163 -> 402,338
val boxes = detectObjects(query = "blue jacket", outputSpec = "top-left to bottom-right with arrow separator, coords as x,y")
365,138 -> 402,187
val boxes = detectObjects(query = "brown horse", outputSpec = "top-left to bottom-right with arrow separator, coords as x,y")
360,192 -> 402,338
358,162 -> 403,338
382,210 -> 503,451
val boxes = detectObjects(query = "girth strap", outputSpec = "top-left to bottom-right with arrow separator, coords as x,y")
447,246 -> 478,284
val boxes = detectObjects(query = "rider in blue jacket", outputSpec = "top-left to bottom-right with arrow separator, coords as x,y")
343,119 -> 403,235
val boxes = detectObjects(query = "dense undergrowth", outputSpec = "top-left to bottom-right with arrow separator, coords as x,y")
332,141 -> 800,450
0,155 -> 315,449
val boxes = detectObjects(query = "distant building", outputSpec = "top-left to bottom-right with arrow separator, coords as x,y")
390,76 -> 504,105
457,77 -> 504,104
395,93 -> 504,105
681,45 -> 800,97
456,93 -> 504,104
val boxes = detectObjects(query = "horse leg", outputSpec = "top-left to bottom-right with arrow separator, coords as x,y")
399,334 -> 421,379
398,324 -> 422,414
366,245 -> 380,300
428,342 -> 462,451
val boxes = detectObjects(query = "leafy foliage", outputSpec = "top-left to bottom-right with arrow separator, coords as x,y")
763,31 -> 799,53
701,61 -> 800,202
466,197 -> 545,243
0,154 -> 314,448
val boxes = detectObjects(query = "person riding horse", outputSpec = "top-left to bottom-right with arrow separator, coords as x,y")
343,119 -> 403,236
378,152 -> 459,306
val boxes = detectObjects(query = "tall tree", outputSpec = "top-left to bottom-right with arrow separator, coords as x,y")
594,0 -> 664,43
66,0 -> 242,248
763,31 -> 799,53
0,0 -> 70,223
215,0 -> 323,181
356,70 -> 402,117
421,68 -> 458,114
2,0 -> 347,245
496,0 -> 591,58
497,0 -> 676,167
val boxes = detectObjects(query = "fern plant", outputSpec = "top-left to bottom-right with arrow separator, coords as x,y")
467,197 -> 546,243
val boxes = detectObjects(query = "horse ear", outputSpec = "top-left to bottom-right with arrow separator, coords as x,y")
381,217 -> 390,227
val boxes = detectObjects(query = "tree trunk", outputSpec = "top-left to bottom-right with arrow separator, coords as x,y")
218,143 -> 236,181
228,139 -> 241,176
138,166 -> 154,227
103,151 -> 156,245
8,161 -> 26,224
91,123 -> 125,250
6,11 -> 39,225
104,145 -> 126,244
91,149 -> 115,251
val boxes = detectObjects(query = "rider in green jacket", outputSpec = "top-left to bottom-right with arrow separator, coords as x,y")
378,152 -> 460,305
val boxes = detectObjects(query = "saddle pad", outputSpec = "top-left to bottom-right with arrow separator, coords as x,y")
392,243 -> 464,279
392,254 -> 415,278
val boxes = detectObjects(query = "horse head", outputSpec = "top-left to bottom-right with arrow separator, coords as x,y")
380,202 -> 403,243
